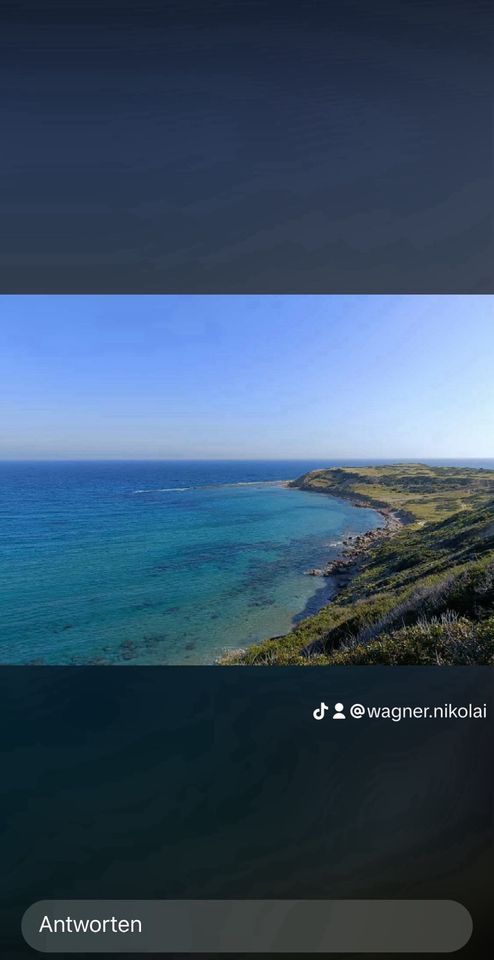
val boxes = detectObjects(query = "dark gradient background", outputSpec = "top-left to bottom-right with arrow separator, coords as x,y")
0,0 -> 492,292
0,667 -> 492,959
1,2 -> 493,957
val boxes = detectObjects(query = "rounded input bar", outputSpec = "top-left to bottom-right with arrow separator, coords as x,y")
22,899 -> 473,954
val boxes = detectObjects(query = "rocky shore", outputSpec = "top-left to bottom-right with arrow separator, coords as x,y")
222,464 -> 494,665
304,504 -> 404,583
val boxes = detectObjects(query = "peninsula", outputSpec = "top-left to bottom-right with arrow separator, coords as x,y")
224,464 -> 494,665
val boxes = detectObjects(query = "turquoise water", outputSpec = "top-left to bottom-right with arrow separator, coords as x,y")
0,460 -> 387,664
6,457 -> 492,665
3,458 -> 493,665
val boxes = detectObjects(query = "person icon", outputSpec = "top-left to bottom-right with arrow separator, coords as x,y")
333,702 -> 345,720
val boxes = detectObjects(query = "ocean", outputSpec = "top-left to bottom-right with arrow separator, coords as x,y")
1,459 -> 492,665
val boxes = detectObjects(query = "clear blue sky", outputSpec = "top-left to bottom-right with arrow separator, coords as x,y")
1,295 -> 493,459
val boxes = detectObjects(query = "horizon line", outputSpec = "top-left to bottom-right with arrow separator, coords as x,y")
0,456 -> 493,464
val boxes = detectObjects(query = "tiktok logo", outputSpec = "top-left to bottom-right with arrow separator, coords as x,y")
312,702 -> 329,720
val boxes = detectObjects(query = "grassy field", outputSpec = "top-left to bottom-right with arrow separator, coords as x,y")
224,464 -> 494,665
290,463 -> 494,523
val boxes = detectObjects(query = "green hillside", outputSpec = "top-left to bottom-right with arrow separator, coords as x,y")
224,464 -> 494,665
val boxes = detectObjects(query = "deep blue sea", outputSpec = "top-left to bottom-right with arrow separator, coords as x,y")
1,459 -> 492,665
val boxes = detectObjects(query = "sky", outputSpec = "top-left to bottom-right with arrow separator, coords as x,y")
0,295 -> 493,459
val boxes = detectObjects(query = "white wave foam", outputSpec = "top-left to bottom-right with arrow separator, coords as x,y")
133,487 -> 192,494
217,479 -> 284,488
132,479 -> 284,494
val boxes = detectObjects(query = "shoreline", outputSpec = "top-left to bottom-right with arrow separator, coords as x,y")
218,490 -> 407,664
303,497 -> 405,582
220,463 -> 494,665
283,475 -> 409,591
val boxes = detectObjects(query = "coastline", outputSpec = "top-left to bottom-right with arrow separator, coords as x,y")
304,498 -> 404,582
218,489 -> 406,664
222,463 -> 494,665
282,477 -> 411,603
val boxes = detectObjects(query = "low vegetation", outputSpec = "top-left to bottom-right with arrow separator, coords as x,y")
224,464 -> 494,665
